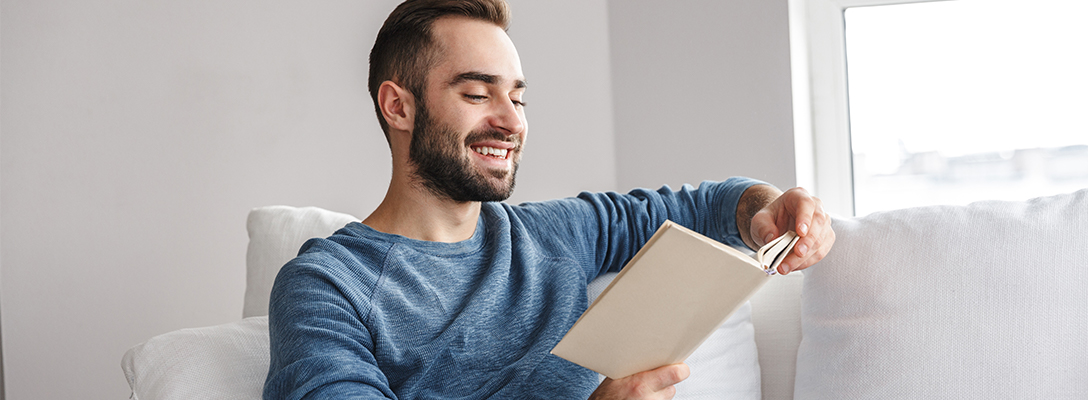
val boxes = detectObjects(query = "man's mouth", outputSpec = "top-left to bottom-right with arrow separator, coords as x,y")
472,145 -> 510,159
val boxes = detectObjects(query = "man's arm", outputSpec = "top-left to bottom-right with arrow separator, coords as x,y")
736,184 -> 835,275
555,177 -> 764,279
264,257 -> 395,399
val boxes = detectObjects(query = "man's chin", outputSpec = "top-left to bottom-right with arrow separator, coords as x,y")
483,175 -> 517,201
479,180 -> 516,202
431,175 -> 516,203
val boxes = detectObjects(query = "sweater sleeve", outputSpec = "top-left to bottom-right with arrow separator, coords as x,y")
544,177 -> 767,279
263,241 -> 395,400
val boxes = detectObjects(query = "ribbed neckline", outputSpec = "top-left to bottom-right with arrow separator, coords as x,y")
340,206 -> 491,257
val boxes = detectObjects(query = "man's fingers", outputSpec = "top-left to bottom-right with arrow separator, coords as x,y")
792,204 -> 825,257
771,189 -> 834,274
751,209 -> 779,247
781,210 -> 834,273
591,363 -> 690,399
783,187 -> 816,237
778,235 -> 814,274
643,363 -> 690,391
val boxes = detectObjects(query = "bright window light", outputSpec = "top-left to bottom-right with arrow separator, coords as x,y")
844,0 -> 1088,216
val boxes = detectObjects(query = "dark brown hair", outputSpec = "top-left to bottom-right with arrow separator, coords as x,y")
368,0 -> 511,143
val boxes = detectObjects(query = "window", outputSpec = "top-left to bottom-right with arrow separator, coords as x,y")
793,0 -> 1088,216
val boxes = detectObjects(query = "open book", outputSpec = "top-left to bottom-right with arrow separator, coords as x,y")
550,220 -> 799,379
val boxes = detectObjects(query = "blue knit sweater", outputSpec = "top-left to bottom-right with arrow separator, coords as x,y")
264,178 -> 761,399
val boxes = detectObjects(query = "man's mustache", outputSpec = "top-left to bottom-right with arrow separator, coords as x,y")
464,129 -> 522,151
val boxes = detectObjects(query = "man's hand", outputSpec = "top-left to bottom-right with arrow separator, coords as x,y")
589,363 -> 690,400
737,185 -> 835,275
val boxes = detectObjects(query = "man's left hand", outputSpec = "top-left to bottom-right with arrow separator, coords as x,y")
740,186 -> 835,275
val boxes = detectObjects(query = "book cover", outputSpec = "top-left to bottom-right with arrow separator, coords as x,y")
550,220 -> 797,379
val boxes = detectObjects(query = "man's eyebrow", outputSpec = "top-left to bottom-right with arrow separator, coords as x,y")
448,72 -> 528,89
449,72 -> 497,86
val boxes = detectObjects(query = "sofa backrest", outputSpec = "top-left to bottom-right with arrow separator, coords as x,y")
794,188 -> 1088,399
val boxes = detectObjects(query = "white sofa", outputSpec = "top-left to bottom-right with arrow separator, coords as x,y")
123,189 -> 1088,399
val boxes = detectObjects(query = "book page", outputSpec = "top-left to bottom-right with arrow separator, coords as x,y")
756,231 -> 799,275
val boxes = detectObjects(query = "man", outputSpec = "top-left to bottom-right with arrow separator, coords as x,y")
264,0 -> 835,399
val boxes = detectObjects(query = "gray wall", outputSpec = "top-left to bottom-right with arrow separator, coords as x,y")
506,0 -> 618,204
0,0 -> 794,398
609,0 -> 797,190
1,2 -> 397,398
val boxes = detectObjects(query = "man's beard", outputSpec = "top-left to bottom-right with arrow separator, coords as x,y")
408,104 -> 520,202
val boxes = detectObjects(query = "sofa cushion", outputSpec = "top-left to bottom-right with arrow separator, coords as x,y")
748,271 -> 803,400
794,189 -> 1088,399
122,317 -> 270,400
243,205 -> 357,318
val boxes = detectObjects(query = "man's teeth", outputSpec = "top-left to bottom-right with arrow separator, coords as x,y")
473,146 -> 508,158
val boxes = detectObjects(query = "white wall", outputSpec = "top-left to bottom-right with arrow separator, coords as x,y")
609,0 -> 797,190
0,0 -> 793,398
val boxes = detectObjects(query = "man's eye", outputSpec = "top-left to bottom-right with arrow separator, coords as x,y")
512,99 -> 527,108
464,94 -> 487,102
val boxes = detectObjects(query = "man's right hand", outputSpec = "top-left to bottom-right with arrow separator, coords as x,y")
588,363 -> 690,400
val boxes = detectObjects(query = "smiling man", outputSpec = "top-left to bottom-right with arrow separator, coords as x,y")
263,1 -> 834,399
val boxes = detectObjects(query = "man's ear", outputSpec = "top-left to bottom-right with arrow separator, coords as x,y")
378,80 -> 415,132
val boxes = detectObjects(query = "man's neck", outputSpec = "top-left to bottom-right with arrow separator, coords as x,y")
363,177 -> 483,243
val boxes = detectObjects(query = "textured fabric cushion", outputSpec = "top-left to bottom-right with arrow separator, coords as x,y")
243,205 -> 357,317
794,190 -> 1088,399
749,271 -> 803,400
122,317 -> 269,400
589,272 -> 764,399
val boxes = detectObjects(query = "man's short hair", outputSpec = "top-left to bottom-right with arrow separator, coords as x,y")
368,0 -> 511,143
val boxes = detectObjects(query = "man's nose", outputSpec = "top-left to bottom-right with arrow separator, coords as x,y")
488,100 -> 525,136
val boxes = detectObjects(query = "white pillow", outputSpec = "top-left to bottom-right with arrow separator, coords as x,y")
122,317 -> 270,400
677,300 -> 761,399
794,190 -> 1088,399
243,205 -> 357,317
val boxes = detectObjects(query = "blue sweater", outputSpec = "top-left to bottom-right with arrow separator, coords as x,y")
264,178 -> 761,399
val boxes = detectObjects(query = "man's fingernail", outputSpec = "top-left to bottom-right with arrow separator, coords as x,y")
799,223 -> 809,235
796,243 -> 809,256
764,233 -> 775,244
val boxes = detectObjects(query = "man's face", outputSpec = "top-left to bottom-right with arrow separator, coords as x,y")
407,16 -> 527,202
408,101 -> 521,202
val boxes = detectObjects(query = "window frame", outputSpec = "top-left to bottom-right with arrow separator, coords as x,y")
789,0 -> 949,217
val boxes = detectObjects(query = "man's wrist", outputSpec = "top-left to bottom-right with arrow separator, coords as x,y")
736,184 -> 782,250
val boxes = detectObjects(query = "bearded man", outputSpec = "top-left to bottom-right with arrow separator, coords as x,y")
263,0 -> 835,399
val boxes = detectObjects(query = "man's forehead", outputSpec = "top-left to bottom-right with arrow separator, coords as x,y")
430,16 -> 524,87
